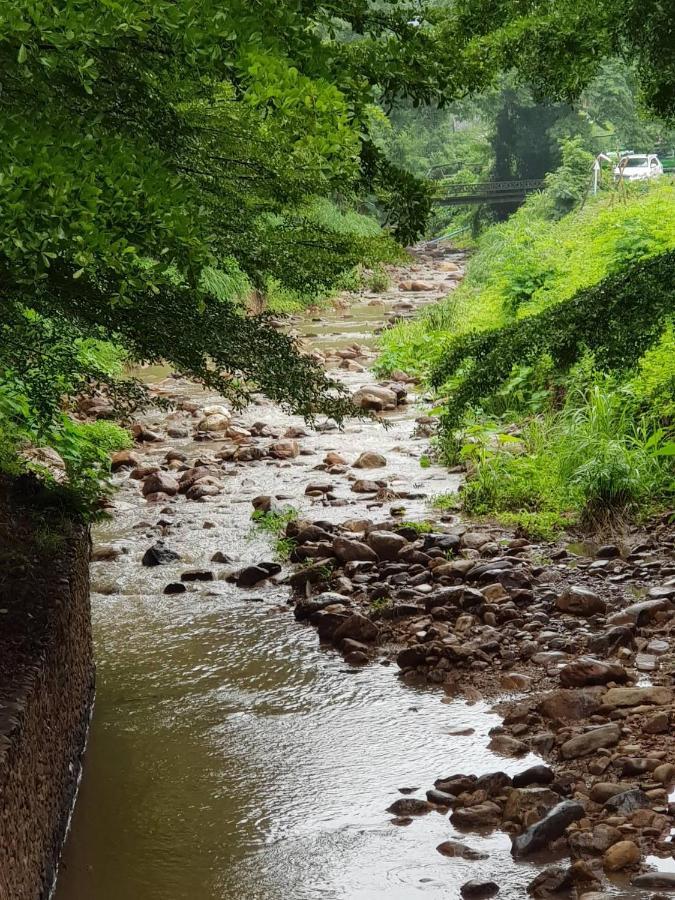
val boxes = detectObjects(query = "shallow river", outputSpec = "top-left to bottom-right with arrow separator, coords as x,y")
55,253 -> 642,899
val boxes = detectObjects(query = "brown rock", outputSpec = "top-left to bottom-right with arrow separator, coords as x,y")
556,586 -> 606,616
142,472 -> 179,497
601,686 -> 672,709
353,451 -> 387,469
603,840 -> 640,871
559,657 -> 628,687
333,537 -> 377,563
560,723 -> 621,759
269,439 -> 300,459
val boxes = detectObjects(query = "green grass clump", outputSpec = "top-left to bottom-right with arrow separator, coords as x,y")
399,519 -> 435,534
453,367 -> 673,531
251,507 -> 299,560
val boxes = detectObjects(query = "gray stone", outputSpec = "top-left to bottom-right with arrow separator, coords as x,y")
511,800 -> 585,857
560,724 -> 621,759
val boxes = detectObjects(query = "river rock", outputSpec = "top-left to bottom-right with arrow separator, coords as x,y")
631,872 -> 675,889
352,385 -> 398,411
163,582 -> 186,595
180,570 -> 214,582
560,723 -> 621,759
503,787 -> 560,825
237,565 -> 273,587
603,840 -> 641,871
556,586 -> 606,616
538,688 -> 604,721
488,734 -> 528,756
607,597 -> 672,626
569,823 -> 623,854
111,449 -> 139,471
512,765 -> 554,788
367,530 -> 408,561
197,412 -> 231,432
511,801 -> 585,857
559,657 -> 628,687
332,613 -> 379,645
603,789 -> 650,815
460,880 -> 499,898
601,686 -> 672,708
387,798 -> 432,815
211,551 -> 233,564
527,866 -> 572,897
186,480 -> 221,500
436,841 -> 488,860
305,480 -> 333,495
589,782 -> 637,803
333,537 -> 377,563
269,439 -> 300,459
142,472 -> 179,497
451,801 -> 502,828
351,479 -> 382,493
142,541 -> 180,566
353,451 -> 387,469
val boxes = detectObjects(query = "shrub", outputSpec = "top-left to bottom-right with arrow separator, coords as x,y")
432,251 -> 675,429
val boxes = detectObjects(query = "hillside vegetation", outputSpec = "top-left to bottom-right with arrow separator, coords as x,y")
378,175 -> 675,535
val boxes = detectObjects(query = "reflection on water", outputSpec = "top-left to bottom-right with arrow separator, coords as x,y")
56,579 -> 550,900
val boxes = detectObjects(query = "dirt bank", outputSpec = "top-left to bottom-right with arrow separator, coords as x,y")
0,478 -> 94,900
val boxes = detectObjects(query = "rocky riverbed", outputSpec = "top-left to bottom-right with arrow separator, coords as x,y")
56,245 -> 674,900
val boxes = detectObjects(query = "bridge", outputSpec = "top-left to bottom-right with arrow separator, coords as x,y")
432,178 -> 545,206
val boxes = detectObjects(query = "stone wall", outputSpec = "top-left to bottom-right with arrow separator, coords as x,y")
0,484 -> 94,900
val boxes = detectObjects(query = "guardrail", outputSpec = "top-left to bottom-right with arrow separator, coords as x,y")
434,179 -> 545,206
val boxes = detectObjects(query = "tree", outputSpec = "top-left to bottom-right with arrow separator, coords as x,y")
0,0 -> 452,499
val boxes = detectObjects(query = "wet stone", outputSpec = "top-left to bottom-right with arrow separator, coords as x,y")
386,797 -> 432,816
142,541 -> 181,566
460,880 -> 499,898
163,582 -> 186,595
511,800 -> 585,857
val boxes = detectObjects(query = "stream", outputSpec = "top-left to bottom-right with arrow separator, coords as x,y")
54,249 -> 638,899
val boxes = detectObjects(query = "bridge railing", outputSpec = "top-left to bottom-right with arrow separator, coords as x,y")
434,179 -> 545,196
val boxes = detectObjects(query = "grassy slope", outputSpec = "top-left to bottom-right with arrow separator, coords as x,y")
376,179 -> 675,379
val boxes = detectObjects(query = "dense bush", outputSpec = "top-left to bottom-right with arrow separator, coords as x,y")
431,251 -> 675,428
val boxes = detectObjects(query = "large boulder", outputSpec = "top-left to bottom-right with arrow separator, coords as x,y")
269,439 -> 300,459
537,688 -> 605,721
603,840 -> 641,872
197,412 -> 231,432
332,613 -> 379,645
333,537 -> 377,563
352,385 -> 398,411
601,686 -> 672,708
353,451 -> 387,469
558,657 -> 628,687
142,472 -> 179,497
367,530 -> 409,561
142,541 -> 180,566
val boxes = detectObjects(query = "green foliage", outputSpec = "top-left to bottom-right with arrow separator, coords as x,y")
432,251 -> 675,428
629,325 -> 675,421
251,507 -> 298,560
2,0 -> 469,504
452,365 -> 673,530
379,184 -> 675,381
366,266 -> 392,292
543,138 -> 594,218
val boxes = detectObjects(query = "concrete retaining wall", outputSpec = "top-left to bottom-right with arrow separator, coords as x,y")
0,497 -> 94,900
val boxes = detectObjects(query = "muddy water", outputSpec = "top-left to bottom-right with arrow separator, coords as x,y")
55,253 -> 626,900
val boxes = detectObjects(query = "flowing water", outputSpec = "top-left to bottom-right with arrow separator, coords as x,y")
55,252 -> 642,899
